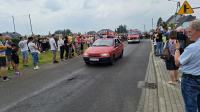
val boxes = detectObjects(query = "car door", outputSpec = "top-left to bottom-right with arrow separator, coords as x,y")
116,39 -> 123,56
112,39 -> 118,57
114,39 -> 121,57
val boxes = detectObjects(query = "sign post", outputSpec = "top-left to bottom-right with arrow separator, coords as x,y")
177,1 -> 194,15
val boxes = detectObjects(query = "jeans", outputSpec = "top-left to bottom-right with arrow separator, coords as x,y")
21,51 -> 28,59
31,52 -> 38,66
60,46 -> 65,60
154,45 -> 157,55
52,50 -> 57,62
181,76 -> 200,112
156,42 -> 163,56
65,46 -> 69,59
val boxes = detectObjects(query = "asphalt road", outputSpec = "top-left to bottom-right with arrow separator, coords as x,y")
1,39 -> 151,112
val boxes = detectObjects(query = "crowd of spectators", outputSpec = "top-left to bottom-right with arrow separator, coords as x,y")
0,33 -> 95,81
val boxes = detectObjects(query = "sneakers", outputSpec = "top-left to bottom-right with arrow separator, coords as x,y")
23,64 -> 29,67
34,66 -> 40,70
15,72 -> 21,76
2,77 -> 10,81
53,61 -> 59,64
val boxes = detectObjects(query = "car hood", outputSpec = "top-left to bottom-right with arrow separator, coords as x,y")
85,46 -> 113,54
128,35 -> 139,38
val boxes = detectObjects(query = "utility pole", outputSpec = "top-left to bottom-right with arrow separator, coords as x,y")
174,1 -> 180,28
12,16 -> 16,33
168,0 -> 180,28
29,14 -> 34,35
152,18 -> 154,30
144,24 -> 146,32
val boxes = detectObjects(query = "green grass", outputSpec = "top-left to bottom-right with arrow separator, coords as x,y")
8,44 -> 89,76
8,51 -> 56,75
18,51 -> 54,69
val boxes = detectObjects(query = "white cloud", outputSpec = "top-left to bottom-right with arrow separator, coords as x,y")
0,0 -> 199,35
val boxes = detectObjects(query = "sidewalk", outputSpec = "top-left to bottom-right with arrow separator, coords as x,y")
137,53 -> 184,112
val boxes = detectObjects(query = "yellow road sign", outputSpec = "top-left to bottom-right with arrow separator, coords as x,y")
177,1 -> 194,15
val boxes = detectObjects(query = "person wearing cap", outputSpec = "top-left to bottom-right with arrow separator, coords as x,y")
175,19 -> 200,112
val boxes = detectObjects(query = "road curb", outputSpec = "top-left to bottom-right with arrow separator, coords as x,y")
136,52 -> 156,112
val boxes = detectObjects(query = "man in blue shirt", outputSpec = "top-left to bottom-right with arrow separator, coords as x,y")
175,19 -> 200,112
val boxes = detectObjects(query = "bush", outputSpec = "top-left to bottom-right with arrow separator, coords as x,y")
11,38 -> 20,46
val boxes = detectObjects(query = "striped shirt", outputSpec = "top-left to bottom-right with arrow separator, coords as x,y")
0,41 -> 6,57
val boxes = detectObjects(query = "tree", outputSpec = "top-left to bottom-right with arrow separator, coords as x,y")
157,17 -> 163,27
161,22 -> 168,30
87,31 -> 96,35
168,23 -> 176,30
54,29 -> 72,36
115,25 -> 128,34
65,29 -> 72,36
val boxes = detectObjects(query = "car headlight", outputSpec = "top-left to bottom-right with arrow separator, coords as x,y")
100,53 -> 110,57
83,53 -> 89,57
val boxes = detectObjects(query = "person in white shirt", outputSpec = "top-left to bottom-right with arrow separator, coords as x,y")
18,37 -> 29,66
28,37 -> 39,70
153,37 -> 157,55
49,34 -> 58,63
57,36 -> 65,61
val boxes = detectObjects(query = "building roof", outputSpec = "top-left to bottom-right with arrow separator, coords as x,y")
176,15 -> 196,27
97,29 -> 114,34
166,15 -> 196,28
1,32 -> 21,38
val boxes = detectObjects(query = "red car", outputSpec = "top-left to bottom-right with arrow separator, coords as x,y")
83,37 -> 124,65
127,31 -> 141,43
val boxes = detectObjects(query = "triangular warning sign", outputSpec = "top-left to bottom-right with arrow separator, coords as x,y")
178,1 -> 194,15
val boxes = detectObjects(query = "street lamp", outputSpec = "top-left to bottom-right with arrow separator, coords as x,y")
168,0 -> 180,14
168,0 -> 181,28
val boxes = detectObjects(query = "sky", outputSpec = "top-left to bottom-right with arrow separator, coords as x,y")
0,0 -> 199,35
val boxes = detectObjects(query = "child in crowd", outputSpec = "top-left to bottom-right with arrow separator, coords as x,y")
153,37 -> 157,55
11,43 -> 21,76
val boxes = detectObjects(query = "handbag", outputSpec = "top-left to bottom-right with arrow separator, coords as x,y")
160,41 -> 170,60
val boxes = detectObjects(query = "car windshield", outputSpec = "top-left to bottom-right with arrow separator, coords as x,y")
92,39 -> 113,47
128,31 -> 140,35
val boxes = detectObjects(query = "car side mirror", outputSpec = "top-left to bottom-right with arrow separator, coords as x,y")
114,43 -> 119,48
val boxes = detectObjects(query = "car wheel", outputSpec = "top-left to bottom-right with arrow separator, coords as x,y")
85,62 -> 90,65
119,50 -> 123,58
110,56 -> 116,65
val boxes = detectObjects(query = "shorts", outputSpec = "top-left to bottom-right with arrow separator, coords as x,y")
11,54 -> 19,64
6,55 -> 12,62
0,57 -> 7,67
22,51 -> 28,59
165,56 -> 179,70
